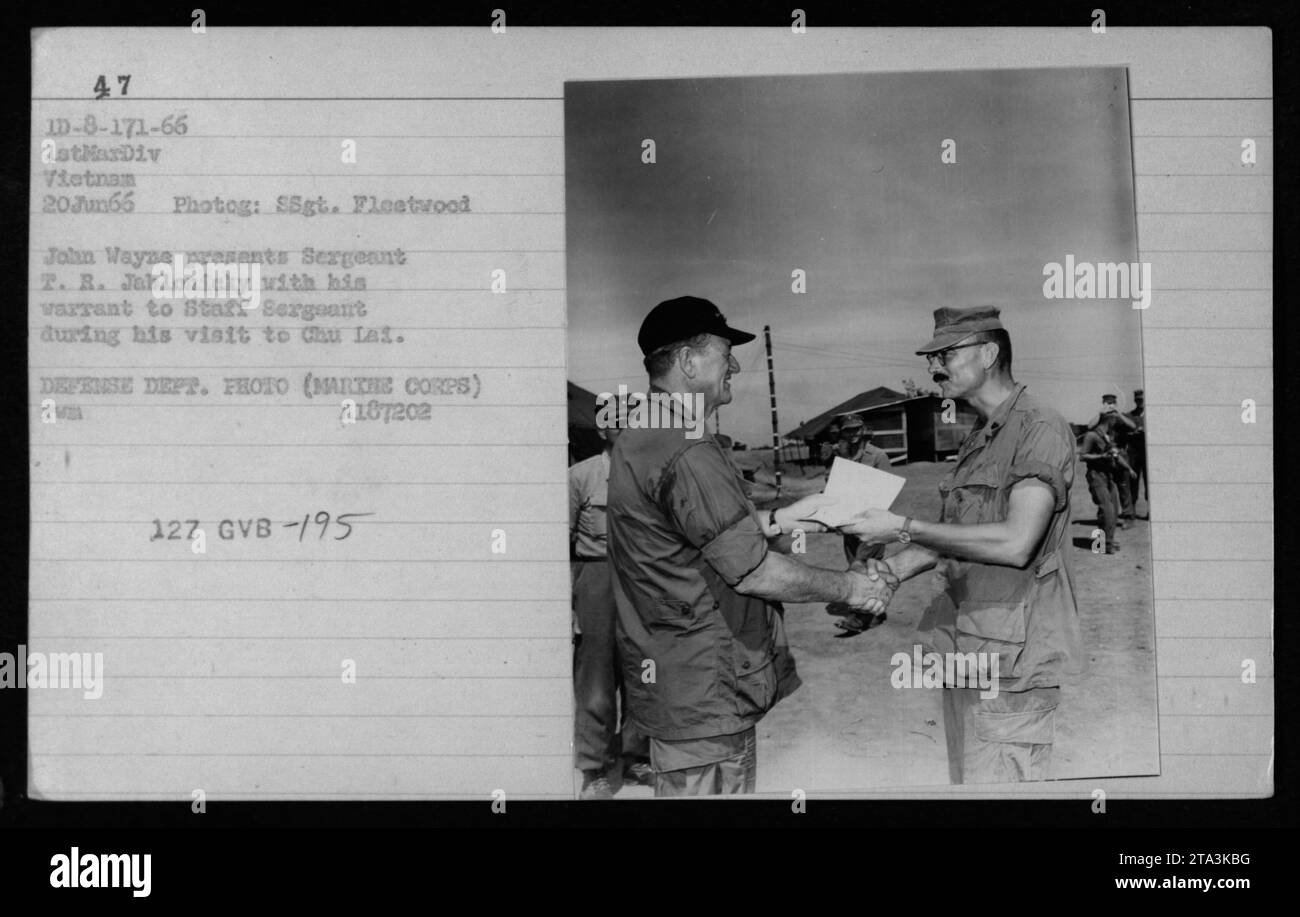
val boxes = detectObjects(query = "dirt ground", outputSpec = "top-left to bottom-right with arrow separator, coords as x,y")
598,455 -> 1159,797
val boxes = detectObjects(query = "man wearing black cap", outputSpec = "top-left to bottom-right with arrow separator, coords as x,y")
841,306 -> 1084,783
606,295 -> 887,796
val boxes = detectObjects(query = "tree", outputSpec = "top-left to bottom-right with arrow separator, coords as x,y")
902,378 -> 939,398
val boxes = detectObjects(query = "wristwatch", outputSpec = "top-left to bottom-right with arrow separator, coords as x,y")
897,516 -> 914,544
767,508 -> 780,537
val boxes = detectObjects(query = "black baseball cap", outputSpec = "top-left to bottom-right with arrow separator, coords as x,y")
637,296 -> 756,356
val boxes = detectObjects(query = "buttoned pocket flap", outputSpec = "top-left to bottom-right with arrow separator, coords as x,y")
972,702 -> 1057,745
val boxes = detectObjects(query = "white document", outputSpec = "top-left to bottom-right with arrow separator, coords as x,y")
812,457 -> 906,527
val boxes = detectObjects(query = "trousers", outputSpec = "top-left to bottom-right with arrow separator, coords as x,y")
1128,443 -> 1147,509
649,727 -> 758,796
942,686 -> 1061,783
572,559 -> 647,772
1086,466 -> 1120,548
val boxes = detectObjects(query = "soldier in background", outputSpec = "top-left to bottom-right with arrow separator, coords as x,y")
1126,389 -> 1147,519
1078,411 -> 1132,555
830,415 -> 895,636
819,420 -> 842,468
1099,394 -> 1137,522
569,396 -> 652,798
840,415 -> 892,472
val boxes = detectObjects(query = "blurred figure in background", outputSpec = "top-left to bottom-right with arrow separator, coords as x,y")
569,396 -> 652,798
819,420 -> 842,468
1125,389 -> 1147,519
829,415 -> 895,636
1078,409 -> 1133,555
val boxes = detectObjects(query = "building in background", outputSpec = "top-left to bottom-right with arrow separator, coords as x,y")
568,381 -> 604,465
788,386 -> 980,464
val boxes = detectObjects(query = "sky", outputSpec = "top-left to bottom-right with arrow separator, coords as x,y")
565,68 -> 1144,445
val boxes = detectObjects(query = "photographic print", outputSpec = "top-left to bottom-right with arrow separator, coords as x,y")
565,67 -> 1158,796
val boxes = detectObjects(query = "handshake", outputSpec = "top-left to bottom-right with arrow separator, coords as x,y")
826,559 -> 900,638
775,492 -> 910,635
844,558 -> 901,615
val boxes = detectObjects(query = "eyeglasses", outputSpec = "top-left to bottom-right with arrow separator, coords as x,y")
925,339 -> 988,367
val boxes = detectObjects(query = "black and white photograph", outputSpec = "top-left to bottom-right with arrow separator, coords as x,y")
10,13 -> 1281,882
565,67 -> 1159,797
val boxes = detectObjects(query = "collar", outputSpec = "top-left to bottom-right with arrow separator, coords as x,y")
647,383 -> 703,427
968,383 -> 1029,446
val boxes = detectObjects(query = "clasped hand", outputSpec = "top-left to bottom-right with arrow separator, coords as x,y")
845,559 -> 900,615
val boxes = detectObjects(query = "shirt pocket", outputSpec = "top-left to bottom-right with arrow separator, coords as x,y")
944,465 -> 1007,524
1017,549 -> 1085,679
955,599 -> 1027,678
730,644 -> 776,719
646,597 -> 700,633
727,601 -> 778,719
627,616 -> 723,731
700,564 -> 777,719
585,495 -> 608,540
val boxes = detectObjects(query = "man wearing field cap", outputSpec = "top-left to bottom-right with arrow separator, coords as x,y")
831,414 -> 896,637
1079,408 -> 1133,554
840,306 -> 1084,783
606,295 -> 888,795
1101,394 -> 1138,520
820,420 -> 842,467
840,415 -> 892,473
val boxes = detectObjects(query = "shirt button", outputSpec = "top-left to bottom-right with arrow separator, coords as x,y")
741,661 -> 751,670
712,601 -> 720,610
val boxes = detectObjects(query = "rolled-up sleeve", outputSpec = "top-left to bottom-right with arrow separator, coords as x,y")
661,443 -> 768,585
1008,421 -> 1073,512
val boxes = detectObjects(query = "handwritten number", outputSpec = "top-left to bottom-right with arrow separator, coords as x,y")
334,513 -> 374,541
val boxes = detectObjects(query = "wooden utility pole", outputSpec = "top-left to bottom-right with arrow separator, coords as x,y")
764,325 -> 781,498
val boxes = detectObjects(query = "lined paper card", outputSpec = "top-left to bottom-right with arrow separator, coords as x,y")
29,28 -> 571,800
28,27 -> 1270,801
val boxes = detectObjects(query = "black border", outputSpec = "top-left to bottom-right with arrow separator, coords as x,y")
1,0 -> 1294,849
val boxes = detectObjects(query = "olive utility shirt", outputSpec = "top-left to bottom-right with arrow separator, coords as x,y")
607,411 -> 801,741
915,383 -> 1085,691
